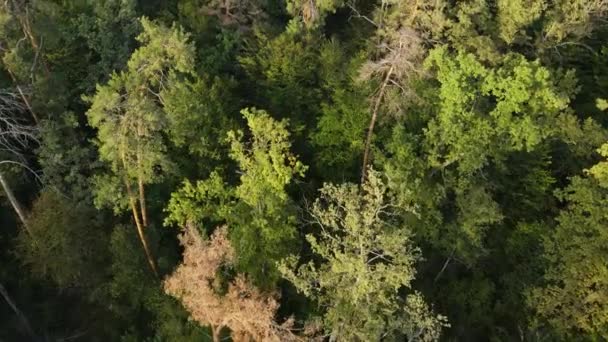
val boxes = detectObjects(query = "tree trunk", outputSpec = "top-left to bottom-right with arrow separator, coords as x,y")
138,176 -> 148,228
0,282 -> 38,341
15,84 -> 38,124
433,256 -> 452,283
361,65 -> 394,184
17,7 -> 49,76
0,171 -> 31,235
433,248 -> 455,283
211,325 -> 221,342
125,180 -> 158,277
122,150 -> 158,277
135,122 -> 148,228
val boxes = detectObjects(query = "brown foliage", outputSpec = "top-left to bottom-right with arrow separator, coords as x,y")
163,224 -> 298,342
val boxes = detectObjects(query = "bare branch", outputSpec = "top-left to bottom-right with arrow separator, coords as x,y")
346,2 -> 378,27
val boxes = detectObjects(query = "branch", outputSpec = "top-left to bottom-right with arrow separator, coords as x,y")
346,3 -> 378,28
433,248 -> 455,283
0,282 -> 39,341
0,160 -> 43,185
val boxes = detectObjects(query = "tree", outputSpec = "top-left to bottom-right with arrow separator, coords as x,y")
286,0 -> 343,27
86,17 -> 196,276
166,108 -> 307,287
381,41 -> 607,338
164,225 -> 298,342
15,189 -> 108,289
280,169 -> 448,341
442,0 -> 608,62
0,89 -> 37,234
388,46 -> 605,264
0,0 -> 50,123
239,28 -> 322,142
75,0 -> 139,92
225,108 -> 307,286
311,40 -> 369,181
162,73 -> 237,162
351,0 -> 449,182
529,141 -> 608,338
106,223 -> 208,341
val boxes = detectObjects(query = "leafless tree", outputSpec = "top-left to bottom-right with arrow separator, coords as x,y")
0,89 -> 38,235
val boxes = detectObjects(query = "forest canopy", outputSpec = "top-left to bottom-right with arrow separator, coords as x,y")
1,0 -> 608,341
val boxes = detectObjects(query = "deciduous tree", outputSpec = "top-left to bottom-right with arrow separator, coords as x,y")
280,169 -> 448,341
167,108 -> 307,287
530,140 -> 608,338
164,225 -> 299,342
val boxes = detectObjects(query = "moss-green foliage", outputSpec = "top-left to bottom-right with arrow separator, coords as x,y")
280,170 -> 448,340
167,108 -> 306,288
86,17 -> 195,212
16,189 -> 108,289
311,40 -> 369,181
239,28 -> 322,139
3,0 -> 608,340
530,142 -> 608,338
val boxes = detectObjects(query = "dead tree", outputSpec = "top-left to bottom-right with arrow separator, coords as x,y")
0,89 -> 38,234
164,225 -> 301,342
354,0 -> 446,183
359,27 -> 425,183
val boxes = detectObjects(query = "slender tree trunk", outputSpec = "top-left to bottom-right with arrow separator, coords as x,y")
434,249 -> 455,283
138,175 -> 148,228
0,171 -> 31,235
17,7 -> 49,76
361,65 -> 394,184
0,282 -> 38,341
15,84 -> 38,124
135,122 -> 148,228
125,180 -> 159,277
433,256 -> 452,283
122,148 -> 158,277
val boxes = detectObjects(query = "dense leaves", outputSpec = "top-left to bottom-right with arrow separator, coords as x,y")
280,170 -> 448,341
1,1 -> 608,341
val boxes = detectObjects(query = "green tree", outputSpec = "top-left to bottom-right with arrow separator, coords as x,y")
15,189 -> 108,290
167,108 -> 306,287
86,17 -> 195,276
280,170 -> 447,341
311,40 -> 369,181
75,0 -> 139,92
239,28 -> 322,141
386,46 -> 605,264
529,141 -> 608,339
381,44 -> 607,338
162,73 -> 237,162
